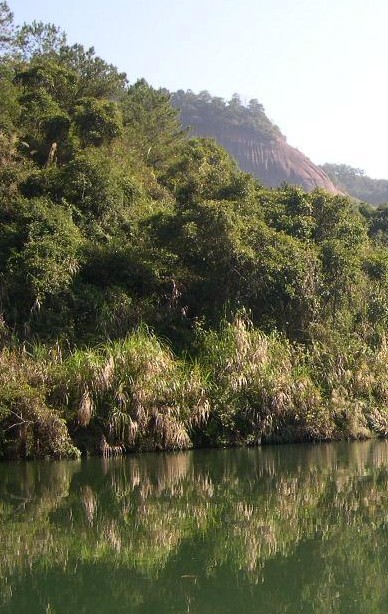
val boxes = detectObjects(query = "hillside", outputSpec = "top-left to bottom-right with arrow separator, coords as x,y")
4,3 -> 388,458
172,90 -> 339,193
321,164 -> 388,205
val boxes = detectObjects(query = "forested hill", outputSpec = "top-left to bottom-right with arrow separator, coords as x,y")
4,3 -> 388,459
171,90 -> 339,193
321,164 -> 388,205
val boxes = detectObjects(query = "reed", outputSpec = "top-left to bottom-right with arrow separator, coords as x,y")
49,327 -> 211,453
199,314 -> 339,444
0,347 -> 79,458
4,317 -> 388,458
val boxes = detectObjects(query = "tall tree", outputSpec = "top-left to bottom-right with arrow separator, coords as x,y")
59,44 -> 127,99
14,21 -> 66,59
122,79 -> 184,168
0,1 -> 14,55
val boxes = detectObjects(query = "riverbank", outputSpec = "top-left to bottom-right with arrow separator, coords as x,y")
1,315 -> 388,459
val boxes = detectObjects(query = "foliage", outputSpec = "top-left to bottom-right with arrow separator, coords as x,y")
14,20 -> 66,59
58,43 -> 127,99
0,1 -> 14,55
322,162 -> 388,205
172,89 -> 281,139
73,97 -> 122,146
2,6 -> 388,456
0,347 -> 79,458
122,79 -> 184,167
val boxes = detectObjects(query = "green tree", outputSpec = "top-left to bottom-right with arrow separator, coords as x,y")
0,197 -> 82,335
161,137 -> 243,204
14,20 -> 66,59
0,1 -> 14,55
73,97 -> 122,147
122,79 -> 184,168
59,44 -> 127,99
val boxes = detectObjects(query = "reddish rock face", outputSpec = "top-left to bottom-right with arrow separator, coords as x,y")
190,124 -> 340,194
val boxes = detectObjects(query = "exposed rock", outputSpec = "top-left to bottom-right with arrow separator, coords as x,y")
172,91 -> 340,194
187,124 -> 339,194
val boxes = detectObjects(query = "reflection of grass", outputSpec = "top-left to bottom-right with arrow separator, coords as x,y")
301,523 -> 388,614
2,443 -> 388,599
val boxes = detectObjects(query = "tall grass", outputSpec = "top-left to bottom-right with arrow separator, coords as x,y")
4,317 -> 388,458
198,313 -> 329,445
197,313 -> 388,444
0,347 -> 80,459
50,327 -> 210,454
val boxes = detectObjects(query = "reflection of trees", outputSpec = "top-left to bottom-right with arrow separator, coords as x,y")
0,461 -> 81,608
3,442 -> 388,611
301,523 -> 388,614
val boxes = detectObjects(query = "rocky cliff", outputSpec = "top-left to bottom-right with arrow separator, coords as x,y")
203,127 -> 339,193
172,91 -> 339,194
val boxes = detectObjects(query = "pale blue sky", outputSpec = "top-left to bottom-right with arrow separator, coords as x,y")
9,0 -> 388,178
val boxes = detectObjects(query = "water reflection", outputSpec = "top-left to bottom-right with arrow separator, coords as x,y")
2,441 -> 388,612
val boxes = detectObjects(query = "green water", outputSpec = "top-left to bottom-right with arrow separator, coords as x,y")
2,442 -> 388,613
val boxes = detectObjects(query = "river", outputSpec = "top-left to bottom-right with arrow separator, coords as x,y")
1,441 -> 388,612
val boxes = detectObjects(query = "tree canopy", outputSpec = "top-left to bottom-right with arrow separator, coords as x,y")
322,163 -> 388,205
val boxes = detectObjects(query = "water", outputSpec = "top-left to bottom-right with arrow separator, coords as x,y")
2,441 -> 388,613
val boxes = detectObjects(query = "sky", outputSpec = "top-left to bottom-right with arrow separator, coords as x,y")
8,0 -> 388,178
